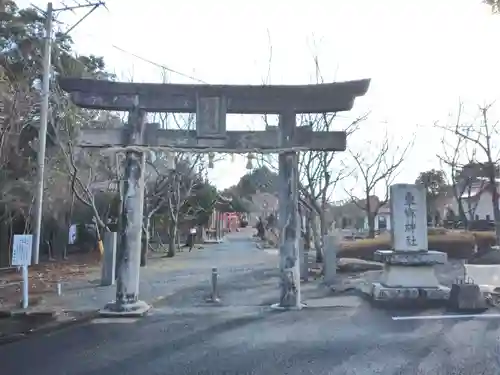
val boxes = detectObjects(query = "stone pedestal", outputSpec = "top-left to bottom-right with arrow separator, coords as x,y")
100,300 -> 151,317
371,250 -> 450,303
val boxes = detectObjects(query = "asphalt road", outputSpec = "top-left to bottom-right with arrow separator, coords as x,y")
2,233 -> 500,374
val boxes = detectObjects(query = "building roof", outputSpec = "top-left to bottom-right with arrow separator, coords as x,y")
460,180 -> 491,199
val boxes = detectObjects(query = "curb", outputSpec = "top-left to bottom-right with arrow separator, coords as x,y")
0,310 -> 99,346
0,310 -> 58,318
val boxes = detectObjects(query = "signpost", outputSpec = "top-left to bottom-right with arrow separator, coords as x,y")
59,78 -> 370,314
12,234 -> 33,309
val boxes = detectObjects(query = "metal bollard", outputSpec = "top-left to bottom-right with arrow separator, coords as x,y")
206,267 -> 221,303
57,281 -> 62,296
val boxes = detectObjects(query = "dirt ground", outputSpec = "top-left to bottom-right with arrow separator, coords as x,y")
0,252 -> 101,309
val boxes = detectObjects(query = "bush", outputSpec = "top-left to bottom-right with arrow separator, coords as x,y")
338,230 -> 496,260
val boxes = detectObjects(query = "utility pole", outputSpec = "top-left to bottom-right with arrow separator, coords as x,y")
32,2 -> 53,265
31,1 -> 106,264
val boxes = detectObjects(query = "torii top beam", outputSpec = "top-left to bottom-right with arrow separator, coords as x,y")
59,78 -> 371,114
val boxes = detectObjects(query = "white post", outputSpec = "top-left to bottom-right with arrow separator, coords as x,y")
22,265 -> 29,309
101,232 -> 117,286
32,2 -> 53,265
12,235 -> 33,309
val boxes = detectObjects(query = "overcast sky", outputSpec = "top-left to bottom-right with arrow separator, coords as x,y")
19,0 -> 500,198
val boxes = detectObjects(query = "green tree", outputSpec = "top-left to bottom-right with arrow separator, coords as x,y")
0,1 -> 116,262
228,196 -> 251,213
415,169 -> 448,224
231,166 -> 278,197
485,0 -> 500,13
184,181 -> 219,226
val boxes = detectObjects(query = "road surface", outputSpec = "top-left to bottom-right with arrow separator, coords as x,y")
1,233 -> 500,374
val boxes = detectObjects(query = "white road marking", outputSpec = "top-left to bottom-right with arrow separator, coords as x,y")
91,318 -> 139,324
392,313 -> 500,321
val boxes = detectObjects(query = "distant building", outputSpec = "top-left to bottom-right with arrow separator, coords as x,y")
446,179 -> 500,221
330,196 -> 390,233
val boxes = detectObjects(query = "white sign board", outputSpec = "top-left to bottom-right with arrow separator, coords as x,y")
12,234 -> 33,266
68,224 -> 77,245
390,184 -> 428,252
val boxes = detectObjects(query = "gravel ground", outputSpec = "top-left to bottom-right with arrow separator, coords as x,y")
2,235 -> 499,375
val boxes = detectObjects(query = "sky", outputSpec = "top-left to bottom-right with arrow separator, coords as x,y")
18,0 -> 500,199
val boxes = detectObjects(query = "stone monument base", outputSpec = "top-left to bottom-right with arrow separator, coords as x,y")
99,300 -> 151,317
370,250 -> 450,306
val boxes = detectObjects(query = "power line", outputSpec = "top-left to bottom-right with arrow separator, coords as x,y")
58,24 -> 208,83
66,1 -> 208,83
109,44 -> 208,84
29,1 -> 207,84
61,2 -> 106,35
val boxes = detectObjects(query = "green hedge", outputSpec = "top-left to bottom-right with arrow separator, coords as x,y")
338,231 -> 496,260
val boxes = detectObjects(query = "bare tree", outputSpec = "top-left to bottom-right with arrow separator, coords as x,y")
436,103 -> 487,230
438,136 -> 485,229
49,85 -> 122,257
164,152 -> 203,257
452,102 -> 500,244
147,111 -> 204,258
141,153 -> 173,263
298,111 -> 368,262
485,0 -> 500,13
345,132 -> 412,238
438,133 -> 469,229
141,150 -> 202,263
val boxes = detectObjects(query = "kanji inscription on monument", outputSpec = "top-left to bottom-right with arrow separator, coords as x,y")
390,184 -> 427,252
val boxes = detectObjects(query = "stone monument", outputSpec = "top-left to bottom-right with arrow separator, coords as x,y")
372,184 -> 449,303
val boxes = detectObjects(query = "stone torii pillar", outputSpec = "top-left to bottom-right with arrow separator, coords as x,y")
275,111 -> 302,308
59,77 -> 371,312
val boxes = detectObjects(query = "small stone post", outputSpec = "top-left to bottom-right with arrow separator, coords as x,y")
101,232 -> 117,286
206,267 -> 220,303
323,234 -> 338,285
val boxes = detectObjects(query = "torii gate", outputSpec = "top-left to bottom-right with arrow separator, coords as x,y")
59,77 -> 370,315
